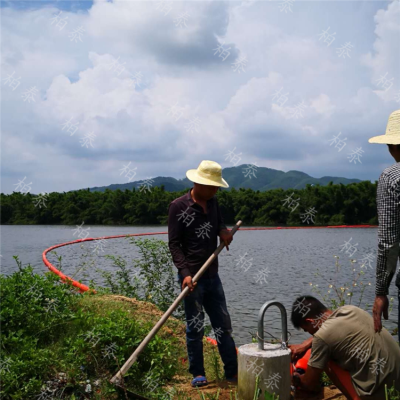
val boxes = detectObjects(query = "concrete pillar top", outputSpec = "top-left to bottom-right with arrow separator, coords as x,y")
238,343 -> 291,358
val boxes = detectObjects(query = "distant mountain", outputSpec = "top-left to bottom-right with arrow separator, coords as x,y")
85,165 -> 362,193
88,177 -> 187,193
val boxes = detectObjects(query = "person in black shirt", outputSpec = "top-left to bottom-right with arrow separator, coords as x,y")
168,160 -> 238,387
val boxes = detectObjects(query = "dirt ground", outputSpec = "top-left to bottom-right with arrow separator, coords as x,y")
294,386 -> 346,400
162,377 -> 346,400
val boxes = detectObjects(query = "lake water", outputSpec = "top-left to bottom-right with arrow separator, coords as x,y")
1,225 -> 398,346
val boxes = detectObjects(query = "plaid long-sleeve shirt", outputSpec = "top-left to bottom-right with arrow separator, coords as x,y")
376,162 -> 400,296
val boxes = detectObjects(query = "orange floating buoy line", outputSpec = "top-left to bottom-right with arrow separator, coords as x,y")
41,224 -> 376,385
42,225 -> 377,293
42,231 -> 167,294
42,224 -> 376,294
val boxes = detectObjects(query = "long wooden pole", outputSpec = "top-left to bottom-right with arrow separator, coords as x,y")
110,220 -> 242,384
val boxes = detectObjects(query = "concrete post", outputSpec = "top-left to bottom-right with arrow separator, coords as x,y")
238,300 -> 292,399
238,343 -> 291,399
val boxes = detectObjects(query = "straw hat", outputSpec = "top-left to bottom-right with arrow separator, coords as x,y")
368,109 -> 400,144
186,160 -> 229,188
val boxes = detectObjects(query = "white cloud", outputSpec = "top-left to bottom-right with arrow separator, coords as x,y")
310,94 -> 336,117
1,1 -> 399,194
361,0 -> 400,101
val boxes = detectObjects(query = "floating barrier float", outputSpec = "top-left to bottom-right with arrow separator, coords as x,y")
42,224 -> 377,294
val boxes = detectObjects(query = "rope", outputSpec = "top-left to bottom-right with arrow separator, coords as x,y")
256,330 -> 292,349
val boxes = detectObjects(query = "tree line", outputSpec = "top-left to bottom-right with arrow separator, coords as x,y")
0,180 -> 378,226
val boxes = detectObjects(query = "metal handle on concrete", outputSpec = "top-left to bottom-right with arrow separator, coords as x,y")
257,300 -> 288,351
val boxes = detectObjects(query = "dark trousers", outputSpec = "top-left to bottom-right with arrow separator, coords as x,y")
178,273 -> 238,378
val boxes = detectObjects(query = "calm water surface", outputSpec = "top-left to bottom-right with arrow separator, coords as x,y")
1,225 -> 398,346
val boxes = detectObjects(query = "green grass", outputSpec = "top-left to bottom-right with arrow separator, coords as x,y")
0,255 -> 234,399
0,258 -> 187,399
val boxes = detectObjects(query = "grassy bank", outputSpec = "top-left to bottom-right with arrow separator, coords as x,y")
0,259 -> 237,399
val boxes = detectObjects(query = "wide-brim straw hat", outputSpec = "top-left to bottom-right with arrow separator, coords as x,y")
186,160 -> 229,188
368,109 -> 400,144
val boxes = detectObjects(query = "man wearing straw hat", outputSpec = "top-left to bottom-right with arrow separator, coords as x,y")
167,160 -> 238,387
368,109 -> 400,344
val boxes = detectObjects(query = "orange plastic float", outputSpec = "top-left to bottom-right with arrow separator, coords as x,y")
42,225 -> 377,294
291,348 -> 360,399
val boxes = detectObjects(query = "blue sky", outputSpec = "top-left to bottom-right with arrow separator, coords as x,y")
1,1 -> 94,12
1,0 -> 399,194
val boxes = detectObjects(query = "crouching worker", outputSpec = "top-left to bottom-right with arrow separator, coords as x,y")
289,296 -> 400,400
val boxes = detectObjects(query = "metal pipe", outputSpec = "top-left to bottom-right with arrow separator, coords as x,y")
257,300 -> 288,351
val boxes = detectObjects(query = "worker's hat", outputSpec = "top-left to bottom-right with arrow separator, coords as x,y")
368,109 -> 400,144
186,160 -> 229,188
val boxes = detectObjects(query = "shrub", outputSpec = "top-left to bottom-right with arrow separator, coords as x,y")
0,256 -> 184,399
